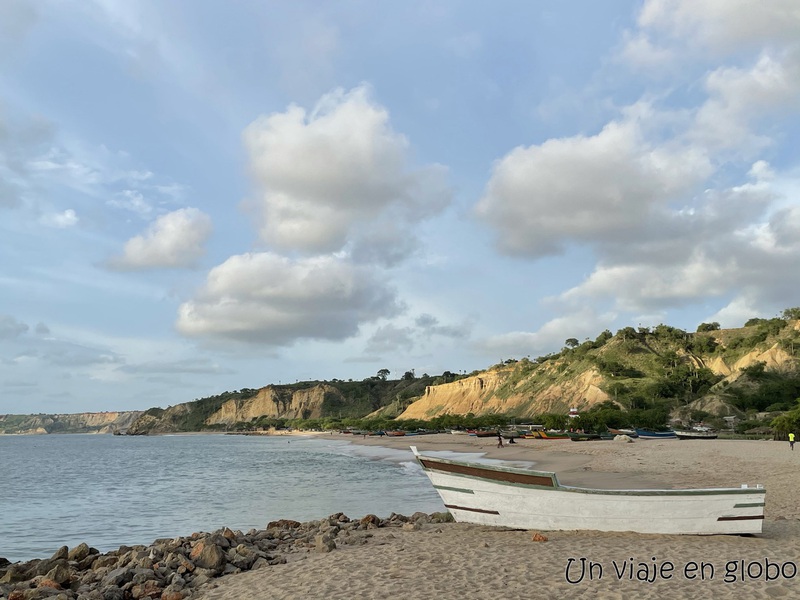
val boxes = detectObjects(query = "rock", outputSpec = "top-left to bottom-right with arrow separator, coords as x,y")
45,562 -> 72,585
100,567 -> 135,588
51,546 -> 69,561
0,564 -> 28,584
359,514 -> 380,529
401,522 -> 421,531
129,579 -> 162,599
8,590 -> 25,600
101,586 -> 125,600
189,542 -> 226,573
614,434 -> 633,443
33,558 -> 69,577
0,557 -> 10,568
38,578 -> 63,590
91,556 -> 118,570
265,519 -> 301,530
160,591 -> 185,600
314,534 -> 336,553
68,543 -> 91,562
530,533 -> 548,542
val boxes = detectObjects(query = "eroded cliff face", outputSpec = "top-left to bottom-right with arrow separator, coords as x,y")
701,344 -> 795,379
205,384 -> 345,425
398,367 -> 610,420
0,411 -> 142,434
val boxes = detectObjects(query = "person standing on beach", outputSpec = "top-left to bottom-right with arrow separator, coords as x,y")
790,432 -> 795,450
497,432 -> 504,448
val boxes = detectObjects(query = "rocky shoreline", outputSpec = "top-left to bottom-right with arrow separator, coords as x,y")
0,511 -> 453,600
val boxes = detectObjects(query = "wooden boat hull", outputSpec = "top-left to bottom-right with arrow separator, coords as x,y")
411,447 -> 765,535
532,431 -> 570,440
635,429 -> 678,439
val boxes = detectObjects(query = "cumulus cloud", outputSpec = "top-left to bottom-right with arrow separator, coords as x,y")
478,0 -> 800,341
475,113 -> 711,257
637,0 -> 800,54
242,85 -> 451,260
691,52 -> 800,153
108,208 -> 212,270
176,253 -> 402,345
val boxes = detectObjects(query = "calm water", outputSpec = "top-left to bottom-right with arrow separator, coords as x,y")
0,434 -> 445,562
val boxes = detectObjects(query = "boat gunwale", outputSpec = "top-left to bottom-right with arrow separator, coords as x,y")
411,446 -> 765,497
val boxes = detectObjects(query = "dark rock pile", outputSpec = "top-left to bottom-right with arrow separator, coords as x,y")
0,511 -> 453,600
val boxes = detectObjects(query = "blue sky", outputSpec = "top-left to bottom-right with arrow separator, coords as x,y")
2,1 -> 799,414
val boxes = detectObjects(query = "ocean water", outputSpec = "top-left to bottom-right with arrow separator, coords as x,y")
0,434 -> 446,563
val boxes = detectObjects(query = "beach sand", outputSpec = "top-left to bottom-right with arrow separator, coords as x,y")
197,434 -> 800,599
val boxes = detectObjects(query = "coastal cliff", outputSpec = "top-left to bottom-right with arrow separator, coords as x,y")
205,384 -> 347,424
398,366 -> 609,420
0,411 -> 142,435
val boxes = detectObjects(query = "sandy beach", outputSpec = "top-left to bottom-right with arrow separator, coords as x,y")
197,434 -> 800,599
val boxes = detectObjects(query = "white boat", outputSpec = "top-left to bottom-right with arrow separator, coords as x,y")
411,447 -> 765,535
674,429 -> 719,440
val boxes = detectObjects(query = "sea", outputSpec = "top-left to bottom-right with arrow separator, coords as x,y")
0,433 -> 451,563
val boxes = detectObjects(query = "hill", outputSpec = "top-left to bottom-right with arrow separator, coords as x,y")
399,319 -> 800,424
4,312 -> 800,435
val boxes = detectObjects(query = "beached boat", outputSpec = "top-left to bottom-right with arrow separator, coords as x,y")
470,430 -> 499,438
568,432 -> 602,441
674,429 -> 718,440
532,430 -> 570,440
607,428 -> 638,438
635,428 -> 678,440
385,431 -> 406,437
411,447 -> 765,535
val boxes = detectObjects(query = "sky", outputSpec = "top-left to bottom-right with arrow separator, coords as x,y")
1,1 -> 799,415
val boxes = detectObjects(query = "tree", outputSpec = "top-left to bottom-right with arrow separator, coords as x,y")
697,322 -> 720,332
564,338 -> 579,349
782,307 -> 800,321
377,369 -> 390,381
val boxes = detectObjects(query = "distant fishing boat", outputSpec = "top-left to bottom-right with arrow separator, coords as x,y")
635,429 -> 678,440
411,447 -> 765,535
607,428 -> 638,438
674,429 -> 718,440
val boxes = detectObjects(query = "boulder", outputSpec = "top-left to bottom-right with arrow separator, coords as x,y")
189,543 -> 226,573
359,514 -> 380,529
68,542 -> 91,562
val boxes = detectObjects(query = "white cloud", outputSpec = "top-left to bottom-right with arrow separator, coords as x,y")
479,309 -> 611,359
475,113 -> 711,257
637,0 -> 800,54
176,253 -> 402,345
40,209 -> 79,228
108,207 -> 212,270
691,52 -> 800,153
106,189 -> 154,217
242,85 -> 451,259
